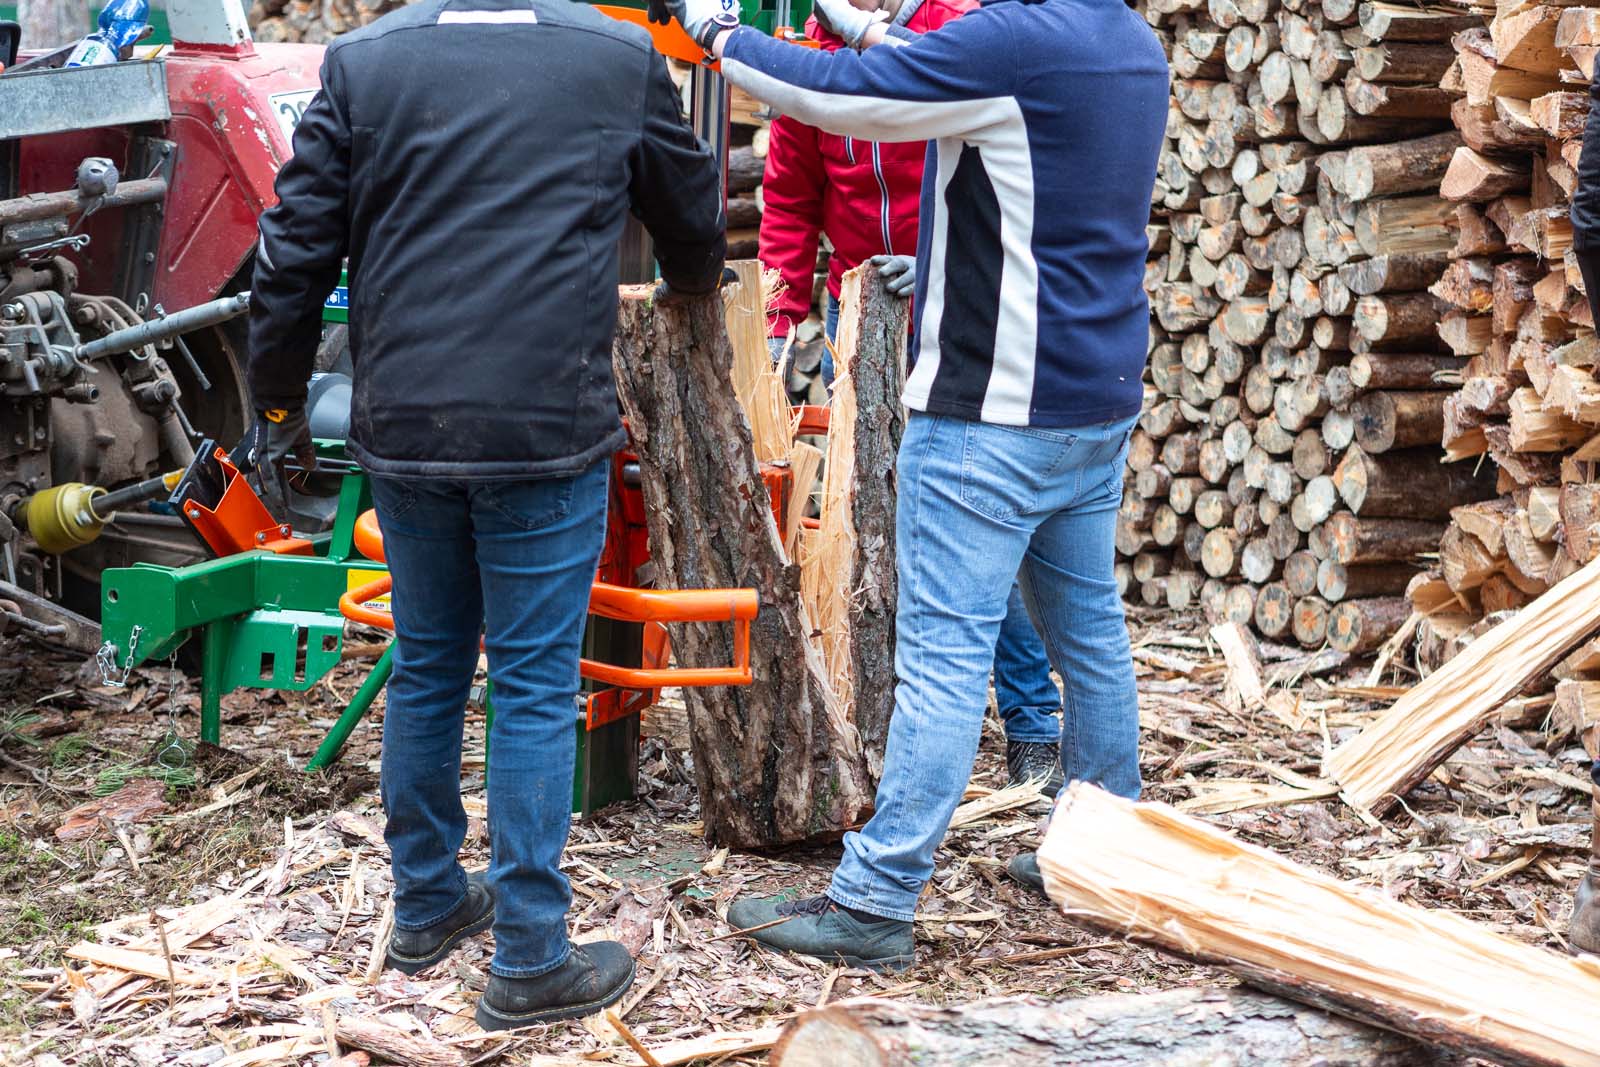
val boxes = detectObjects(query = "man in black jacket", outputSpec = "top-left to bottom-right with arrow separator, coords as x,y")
1570,78 -> 1600,956
246,0 -> 725,1028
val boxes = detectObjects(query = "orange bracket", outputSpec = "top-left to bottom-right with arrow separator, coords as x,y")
591,6 -> 823,68
180,448 -> 312,557
794,404 -> 831,437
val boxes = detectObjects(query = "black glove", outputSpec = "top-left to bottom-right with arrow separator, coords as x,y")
647,0 -> 676,24
652,266 -> 740,305
241,406 -> 316,514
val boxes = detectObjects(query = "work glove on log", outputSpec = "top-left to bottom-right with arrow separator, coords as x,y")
240,405 -> 316,517
870,254 -> 917,298
812,0 -> 878,49
653,266 -> 740,306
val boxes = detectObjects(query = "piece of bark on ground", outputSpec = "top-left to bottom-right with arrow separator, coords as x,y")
770,988 -> 1457,1067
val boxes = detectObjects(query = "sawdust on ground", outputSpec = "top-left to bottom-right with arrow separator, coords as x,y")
0,605 -> 1590,1065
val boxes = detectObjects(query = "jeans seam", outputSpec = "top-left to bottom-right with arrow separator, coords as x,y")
1020,554 -> 1081,785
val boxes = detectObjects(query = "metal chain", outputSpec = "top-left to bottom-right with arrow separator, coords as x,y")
94,625 -> 142,688
153,650 -> 191,772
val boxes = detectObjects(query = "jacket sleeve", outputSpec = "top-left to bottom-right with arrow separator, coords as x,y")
758,114 -> 826,339
629,49 -> 727,295
247,52 -> 351,411
1573,68 -> 1600,325
719,11 -> 1016,145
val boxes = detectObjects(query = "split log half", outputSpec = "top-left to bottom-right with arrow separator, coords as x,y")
613,284 -> 871,846
1039,783 -> 1600,1067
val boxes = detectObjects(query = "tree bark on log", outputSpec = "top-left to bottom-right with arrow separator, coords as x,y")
833,264 -> 909,784
1328,597 -> 1413,654
612,287 -> 872,847
1332,449 -> 1497,518
770,988 -> 1450,1067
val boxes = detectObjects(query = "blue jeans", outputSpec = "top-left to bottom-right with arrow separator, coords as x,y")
822,293 -> 839,386
828,412 -> 1140,921
370,462 -> 608,977
994,583 -> 1062,742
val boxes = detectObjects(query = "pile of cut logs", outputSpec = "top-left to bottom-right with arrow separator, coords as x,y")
248,0 -> 399,42
1408,4 -> 1600,672
1124,0 -> 1506,652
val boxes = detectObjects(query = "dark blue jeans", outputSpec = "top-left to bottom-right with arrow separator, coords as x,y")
994,583 -> 1064,742
370,461 -> 608,977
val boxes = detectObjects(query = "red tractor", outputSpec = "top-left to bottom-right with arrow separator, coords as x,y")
0,0 -> 328,644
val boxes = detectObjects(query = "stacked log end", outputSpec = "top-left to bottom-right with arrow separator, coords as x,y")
1124,0 -> 1493,651
1409,2 -> 1600,677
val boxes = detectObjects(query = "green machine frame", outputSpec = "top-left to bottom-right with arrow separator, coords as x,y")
97,451 -> 641,815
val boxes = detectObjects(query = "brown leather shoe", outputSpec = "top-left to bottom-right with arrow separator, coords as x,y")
1573,798 -> 1600,955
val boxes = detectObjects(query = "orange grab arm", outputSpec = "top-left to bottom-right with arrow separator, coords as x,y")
338,573 -> 755,688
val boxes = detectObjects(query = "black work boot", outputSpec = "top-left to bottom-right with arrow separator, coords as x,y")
386,871 -> 495,975
475,941 -> 635,1030
1006,740 -> 1064,797
1006,852 -> 1047,898
1572,798 -> 1600,954
725,893 -> 914,971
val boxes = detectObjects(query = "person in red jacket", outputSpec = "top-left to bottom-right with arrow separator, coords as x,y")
760,0 -> 970,384
758,0 -> 1066,796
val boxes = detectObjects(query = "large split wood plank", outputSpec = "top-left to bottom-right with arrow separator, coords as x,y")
1039,783 -> 1600,1067
769,988 -> 1446,1067
1324,553 -> 1600,816
826,263 -> 908,783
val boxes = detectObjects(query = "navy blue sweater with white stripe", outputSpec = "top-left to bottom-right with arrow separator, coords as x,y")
722,0 -> 1168,427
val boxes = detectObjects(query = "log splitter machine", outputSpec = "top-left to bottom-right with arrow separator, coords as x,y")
92,0 -> 818,814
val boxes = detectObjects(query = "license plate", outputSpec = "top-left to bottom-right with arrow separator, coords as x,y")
268,89 -> 320,143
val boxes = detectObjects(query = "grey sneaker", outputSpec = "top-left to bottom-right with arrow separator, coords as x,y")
1007,852 -> 1047,898
386,871 -> 495,975
726,894 -> 914,971
1006,740 -> 1064,796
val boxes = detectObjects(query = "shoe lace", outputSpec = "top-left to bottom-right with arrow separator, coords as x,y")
774,894 -> 834,918
1010,742 -> 1057,771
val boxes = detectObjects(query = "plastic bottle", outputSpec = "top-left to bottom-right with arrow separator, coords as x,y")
64,0 -> 150,68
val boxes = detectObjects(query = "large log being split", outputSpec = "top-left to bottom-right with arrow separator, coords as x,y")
769,988 -> 1446,1067
611,275 -> 877,846
1039,783 -> 1600,1067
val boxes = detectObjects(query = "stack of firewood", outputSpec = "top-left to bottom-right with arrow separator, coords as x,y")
249,0 -> 395,42
1123,0 -> 1506,652
1407,5 -> 1600,671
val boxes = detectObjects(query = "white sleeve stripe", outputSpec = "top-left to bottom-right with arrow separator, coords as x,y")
437,10 -> 538,23
720,57 -> 1013,144
979,103 -> 1039,424
256,233 -> 275,271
